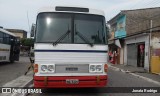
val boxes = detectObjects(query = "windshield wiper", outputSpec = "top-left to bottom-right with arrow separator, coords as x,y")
75,24 -> 93,47
53,30 -> 70,46
75,25 -> 93,47
75,31 -> 93,47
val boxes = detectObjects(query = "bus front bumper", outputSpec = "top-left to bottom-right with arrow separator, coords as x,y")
34,75 -> 107,88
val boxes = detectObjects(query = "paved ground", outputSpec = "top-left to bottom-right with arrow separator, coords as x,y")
0,56 -> 31,86
108,69 -> 159,87
109,63 -> 160,83
27,68 -> 160,96
0,57 -> 159,96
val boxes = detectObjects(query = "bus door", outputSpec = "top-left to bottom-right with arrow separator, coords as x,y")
10,36 -> 15,62
14,38 -> 20,61
10,37 -> 20,62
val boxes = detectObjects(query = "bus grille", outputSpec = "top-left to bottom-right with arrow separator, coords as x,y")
55,64 -> 89,73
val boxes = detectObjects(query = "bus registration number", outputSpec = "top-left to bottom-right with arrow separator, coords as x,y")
66,79 -> 79,84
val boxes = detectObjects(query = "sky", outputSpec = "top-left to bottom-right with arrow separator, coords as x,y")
0,0 -> 160,37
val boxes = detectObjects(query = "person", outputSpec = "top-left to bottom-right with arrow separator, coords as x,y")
114,51 -> 117,64
109,51 -> 112,62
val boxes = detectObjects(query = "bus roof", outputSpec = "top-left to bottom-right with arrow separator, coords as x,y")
38,6 -> 105,16
0,28 -> 16,37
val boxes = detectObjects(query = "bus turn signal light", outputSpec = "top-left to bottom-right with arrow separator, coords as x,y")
104,64 -> 108,72
34,64 -> 38,73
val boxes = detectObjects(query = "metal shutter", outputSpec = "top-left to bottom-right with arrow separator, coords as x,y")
127,44 -> 137,67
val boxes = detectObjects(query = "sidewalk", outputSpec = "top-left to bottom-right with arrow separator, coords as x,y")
0,71 -> 33,96
108,63 -> 160,85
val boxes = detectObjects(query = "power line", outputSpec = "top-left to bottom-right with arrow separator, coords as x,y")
127,25 -> 160,36
130,0 -> 144,9
127,18 -> 160,33
131,0 -> 160,9
131,0 -> 153,9
141,0 -> 157,8
151,0 -> 160,7
144,0 -> 160,8
122,10 -> 160,33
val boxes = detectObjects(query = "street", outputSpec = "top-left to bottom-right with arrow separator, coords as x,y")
0,56 -> 159,96
27,68 -> 160,96
0,56 -> 30,86
1,0 -> 160,96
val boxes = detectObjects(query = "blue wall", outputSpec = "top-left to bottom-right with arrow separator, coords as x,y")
115,15 -> 126,38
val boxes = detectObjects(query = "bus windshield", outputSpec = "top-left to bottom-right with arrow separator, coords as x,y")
36,12 -> 106,44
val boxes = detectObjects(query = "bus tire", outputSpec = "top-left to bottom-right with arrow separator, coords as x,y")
10,60 -> 15,63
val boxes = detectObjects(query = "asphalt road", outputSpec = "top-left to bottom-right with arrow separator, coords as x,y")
0,56 -> 31,86
28,68 -> 160,96
0,56 -> 159,96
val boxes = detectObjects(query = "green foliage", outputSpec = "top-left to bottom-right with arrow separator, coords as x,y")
20,38 -> 34,47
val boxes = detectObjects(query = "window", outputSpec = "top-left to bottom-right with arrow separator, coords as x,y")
3,33 -> 10,44
74,14 -> 106,44
0,31 -> 3,43
36,13 -> 107,44
36,13 -> 72,43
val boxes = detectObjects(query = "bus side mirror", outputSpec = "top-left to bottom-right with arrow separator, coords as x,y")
31,24 -> 36,37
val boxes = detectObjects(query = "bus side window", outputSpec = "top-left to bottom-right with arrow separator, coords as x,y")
6,34 -> 10,44
0,31 -> 3,43
3,33 -> 10,44
3,33 -> 6,44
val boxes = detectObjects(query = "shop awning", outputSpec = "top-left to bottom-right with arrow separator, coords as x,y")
115,39 -> 121,48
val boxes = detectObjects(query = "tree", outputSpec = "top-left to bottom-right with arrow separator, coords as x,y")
20,38 -> 34,47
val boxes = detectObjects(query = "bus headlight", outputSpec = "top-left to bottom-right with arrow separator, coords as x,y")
41,65 -> 47,72
89,64 -> 102,73
40,64 -> 55,73
48,65 -> 55,73
89,65 -> 96,72
96,65 -> 102,72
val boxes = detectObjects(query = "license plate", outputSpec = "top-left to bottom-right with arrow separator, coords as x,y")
66,79 -> 79,84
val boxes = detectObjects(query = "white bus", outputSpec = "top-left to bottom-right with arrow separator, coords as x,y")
0,28 -> 20,63
33,6 -> 109,88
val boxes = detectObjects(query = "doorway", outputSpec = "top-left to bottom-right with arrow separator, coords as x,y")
137,43 -> 145,67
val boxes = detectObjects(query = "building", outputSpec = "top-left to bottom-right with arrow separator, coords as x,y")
108,7 -> 160,73
6,29 -> 27,38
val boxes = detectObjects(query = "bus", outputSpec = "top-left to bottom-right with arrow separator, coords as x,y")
33,6 -> 109,88
0,28 -> 20,63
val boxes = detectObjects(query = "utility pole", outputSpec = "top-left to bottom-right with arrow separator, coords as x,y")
150,20 -> 153,45
149,19 -> 152,72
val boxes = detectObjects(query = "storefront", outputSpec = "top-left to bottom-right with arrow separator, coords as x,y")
108,39 -> 124,64
124,34 -> 150,71
126,43 -> 145,67
151,33 -> 160,74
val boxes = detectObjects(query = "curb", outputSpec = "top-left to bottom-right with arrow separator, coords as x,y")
129,73 -> 160,86
108,64 -> 160,86
11,79 -> 33,96
0,71 -> 33,96
12,84 -> 34,96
